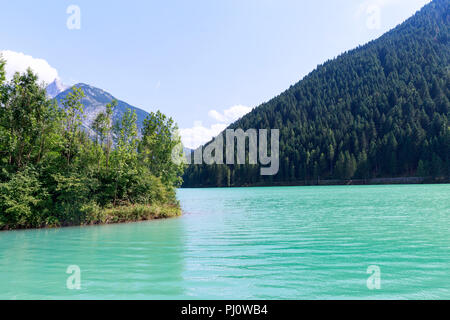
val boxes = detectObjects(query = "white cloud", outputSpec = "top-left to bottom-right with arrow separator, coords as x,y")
180,121 -> 228,150
208,105 -> 252,123
208,110 -> 227,123
180,105 -> 253,149
0,50 -> 59,84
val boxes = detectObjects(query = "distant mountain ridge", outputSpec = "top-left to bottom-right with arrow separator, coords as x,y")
52,83 -> 150,135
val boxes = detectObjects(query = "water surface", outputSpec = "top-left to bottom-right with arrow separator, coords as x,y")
0,185 -> 449,299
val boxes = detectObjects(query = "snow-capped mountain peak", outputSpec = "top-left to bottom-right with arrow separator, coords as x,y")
46,78 -> 69,98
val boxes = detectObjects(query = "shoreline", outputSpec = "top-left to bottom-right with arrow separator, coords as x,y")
0,203 -> 182,232
182,176 -> 450,188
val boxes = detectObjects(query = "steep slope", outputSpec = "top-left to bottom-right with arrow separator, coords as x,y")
183,0 -> 450,187
54,83 -> 150,134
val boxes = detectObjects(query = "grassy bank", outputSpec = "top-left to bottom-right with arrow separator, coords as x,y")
83,203 -> 182,226
0,203 -> 182,231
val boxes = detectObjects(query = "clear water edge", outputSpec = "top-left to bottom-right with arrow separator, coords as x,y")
0,184 -> 449,299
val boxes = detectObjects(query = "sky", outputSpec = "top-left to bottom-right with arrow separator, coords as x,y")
0,0 -> 431,148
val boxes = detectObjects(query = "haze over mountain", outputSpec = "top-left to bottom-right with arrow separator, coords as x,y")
183,0 -> 449,187
53,83 -> 150,135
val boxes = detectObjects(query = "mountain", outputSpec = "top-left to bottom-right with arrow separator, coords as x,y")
182,0 -> 450,187
54,83 -> 150,135
46,79 -> 69,98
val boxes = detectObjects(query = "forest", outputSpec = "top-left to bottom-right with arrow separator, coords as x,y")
0,61 -> 184,230
182,0 -> 449,188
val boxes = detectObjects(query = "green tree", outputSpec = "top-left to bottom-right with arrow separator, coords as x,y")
104,100 -> 116,169
110,108 -> 139,204
0,55 -> 5,86
0,69 -> 58,169
0,69 -> 183,230
416,160 -> 428,177
61,86 -> 85,165
0,167 -> 49,229
139,111 -> 184,187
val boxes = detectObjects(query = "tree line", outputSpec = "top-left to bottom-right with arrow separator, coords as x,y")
182,0 -> 449,187
0,61 -> 184,230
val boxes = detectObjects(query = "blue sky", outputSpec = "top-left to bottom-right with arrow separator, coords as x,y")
0,0 -> 431,148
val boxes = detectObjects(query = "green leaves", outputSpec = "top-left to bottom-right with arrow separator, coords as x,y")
0,55 -> 5,87
114,107 -> 138,159
0,167 -> 49,229
61,86 -> 86,165
0,70 -> 182,230
0,68 -> 59,170
140,111 -> 184,187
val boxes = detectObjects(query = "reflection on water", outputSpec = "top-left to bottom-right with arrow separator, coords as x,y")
0,184 -> 449,299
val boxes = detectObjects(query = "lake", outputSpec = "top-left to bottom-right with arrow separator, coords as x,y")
0,184 -> 449,299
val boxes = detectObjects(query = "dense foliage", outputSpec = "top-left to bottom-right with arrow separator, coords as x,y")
0,65 -> 183,230
183,0 -> 450,187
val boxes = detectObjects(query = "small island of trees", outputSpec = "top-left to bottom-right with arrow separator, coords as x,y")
0,59 -> 184,230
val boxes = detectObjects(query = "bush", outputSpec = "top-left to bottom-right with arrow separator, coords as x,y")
0,168 -> 49,229
101,204 -> 181,224
52,173 -> 91,225
80,201 -> 107,224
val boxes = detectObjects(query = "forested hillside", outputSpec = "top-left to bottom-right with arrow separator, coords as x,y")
183,0 -> 449,187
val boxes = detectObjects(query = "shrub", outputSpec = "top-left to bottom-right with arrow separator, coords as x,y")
0,168 -> 49,229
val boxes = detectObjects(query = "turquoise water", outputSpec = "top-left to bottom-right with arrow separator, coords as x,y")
0,185 -> 449,299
